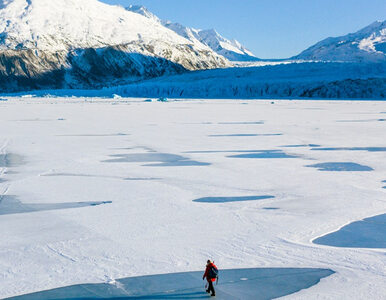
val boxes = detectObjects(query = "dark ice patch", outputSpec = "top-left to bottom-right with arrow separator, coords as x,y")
306,162 -> 373,172
228,150 -> 299,159
0,154 -> 25,167
263,207 -> 280,210
6,268 -> 334,300
103,153 -> 209,167
311,147 -> 386,152
0,195 -> 111,216
314,214 -> 386,248
193,195 -> 275,203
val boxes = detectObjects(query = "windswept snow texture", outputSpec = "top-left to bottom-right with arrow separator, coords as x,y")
193,195 -> 275,203
107,62 -> 386,99
294,20 -> 386,62
314,214 -> 386,248
306,162 -> 374,172
7,268 -> 334,300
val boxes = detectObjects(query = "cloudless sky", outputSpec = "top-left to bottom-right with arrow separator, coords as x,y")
102,0 -> 385,59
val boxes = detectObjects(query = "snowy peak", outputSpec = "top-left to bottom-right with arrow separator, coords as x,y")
197,29 -> 258,61
0,0 -> 230,91
294,20 -> 386,62
0,0 -> 191,51
126,5 -> 161,23
126,5 -> 258,61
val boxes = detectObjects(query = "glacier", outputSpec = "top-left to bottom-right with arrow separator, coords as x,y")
105,62 -> 386,99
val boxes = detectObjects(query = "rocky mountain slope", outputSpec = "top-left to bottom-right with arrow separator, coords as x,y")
0,0 -> 229,91
294,20 -> 386,62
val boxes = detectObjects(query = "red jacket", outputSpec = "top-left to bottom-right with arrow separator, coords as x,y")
203,263 -> 217,282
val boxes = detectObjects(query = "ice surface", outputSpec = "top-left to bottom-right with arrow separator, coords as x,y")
103,153 -> 210,167
314,214 -> 386,248
193,196 -> 275,203
0,98 -> 385,299
0,195 -> 111,216
7,268 -> 334,300
228,150 -> 299,159
0,154 -> 24,168
306,162 -> 374,171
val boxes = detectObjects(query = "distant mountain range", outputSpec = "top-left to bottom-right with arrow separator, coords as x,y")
0,0 -> 384,93
127,5 -> 259,62
294,20 -> 386,62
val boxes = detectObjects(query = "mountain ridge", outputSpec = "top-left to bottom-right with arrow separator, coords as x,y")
0,0 -> 229,91
293,20 -> 386,62
126,5 -> 259,61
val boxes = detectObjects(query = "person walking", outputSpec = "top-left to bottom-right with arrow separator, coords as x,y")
203,260 -> 218,297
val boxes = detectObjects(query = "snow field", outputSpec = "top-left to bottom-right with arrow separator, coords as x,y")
0,98 -> 385,299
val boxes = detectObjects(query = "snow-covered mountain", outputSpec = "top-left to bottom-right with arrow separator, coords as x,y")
126,5 -> 258,62
0,0 -> 229,91
294,20 -> 386,62
193,28 -> 258,62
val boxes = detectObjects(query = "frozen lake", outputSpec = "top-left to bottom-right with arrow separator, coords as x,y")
0,97 -> 385,299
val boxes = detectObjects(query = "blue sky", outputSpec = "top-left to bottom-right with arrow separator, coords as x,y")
102,0 -> 385,59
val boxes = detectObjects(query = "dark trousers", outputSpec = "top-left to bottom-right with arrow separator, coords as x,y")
208,280 -> 215,295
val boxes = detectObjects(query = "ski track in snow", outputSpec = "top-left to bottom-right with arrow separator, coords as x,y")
0,97 -> 385,299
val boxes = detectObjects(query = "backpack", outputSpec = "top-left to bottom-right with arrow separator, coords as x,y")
208,265 -> 219,279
